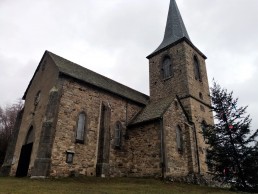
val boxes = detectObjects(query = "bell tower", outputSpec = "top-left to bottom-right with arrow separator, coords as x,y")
147,0 -> 214,174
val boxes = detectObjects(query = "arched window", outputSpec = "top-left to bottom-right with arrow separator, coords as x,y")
114,122 -> 122,148
76,112 -> 86,143
199,92 -> 203,100
162,56 -> 172,79
176,125 -> 183,151
201,120 -> 207,140
194,56 -> 201,81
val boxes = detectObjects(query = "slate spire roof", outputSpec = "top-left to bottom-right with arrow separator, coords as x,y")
148,0 -> 191,57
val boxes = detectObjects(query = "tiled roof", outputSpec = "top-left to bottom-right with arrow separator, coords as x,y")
129,97 -> 174,126
47,51 -> 149,105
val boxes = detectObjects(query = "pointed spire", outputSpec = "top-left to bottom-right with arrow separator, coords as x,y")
148,0 -> 190,57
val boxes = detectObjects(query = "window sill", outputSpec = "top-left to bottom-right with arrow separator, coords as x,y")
75,140 -> 84,144
163,76 -> 172,81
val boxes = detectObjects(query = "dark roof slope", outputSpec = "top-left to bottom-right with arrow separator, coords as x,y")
129,97 -> 174,126
148,0 -> 190,57
47,51 -> 149,105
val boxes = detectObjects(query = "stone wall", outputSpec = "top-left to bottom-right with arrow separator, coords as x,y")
180,42 -> 214,175
50,77 -> 144,177
149,42 -> 189,101
121,122 -> 162,178
10,54 -> 59,176
31,86 -> 62,178
163,99 -> 194,177
148,40 -> 214,176
181,97 -> 214,174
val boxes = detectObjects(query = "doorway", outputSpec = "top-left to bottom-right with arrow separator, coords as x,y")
16,143 -> 33,177
16,126 -> 34,177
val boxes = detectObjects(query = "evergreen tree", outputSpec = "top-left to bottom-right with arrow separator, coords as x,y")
203,81 -> 258,192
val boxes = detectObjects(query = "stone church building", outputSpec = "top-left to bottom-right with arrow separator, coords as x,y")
2,0 -> 213,179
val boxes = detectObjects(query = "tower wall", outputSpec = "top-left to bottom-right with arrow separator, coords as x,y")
149,41 -> 214,175
179,43 -> 214,174
149,42 -> 189,101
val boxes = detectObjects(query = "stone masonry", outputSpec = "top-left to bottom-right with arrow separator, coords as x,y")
50,77 -> 144,177
2,0 -> 215,181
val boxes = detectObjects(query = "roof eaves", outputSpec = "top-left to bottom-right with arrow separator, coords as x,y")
128,117 -> 161,128
128,97 -> 174,126
147,37 -> 207,59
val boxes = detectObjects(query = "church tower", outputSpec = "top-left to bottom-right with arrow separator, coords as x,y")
147,0 -> 214,174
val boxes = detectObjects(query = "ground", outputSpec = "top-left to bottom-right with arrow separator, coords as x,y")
0,177 -> 239,194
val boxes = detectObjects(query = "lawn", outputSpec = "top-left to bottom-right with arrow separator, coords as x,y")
0,176 -> 238,194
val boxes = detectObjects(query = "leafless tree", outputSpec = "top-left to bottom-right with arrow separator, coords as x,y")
0,100 -> 23,166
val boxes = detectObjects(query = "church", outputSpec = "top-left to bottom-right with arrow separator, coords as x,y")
2,0 -> 214,179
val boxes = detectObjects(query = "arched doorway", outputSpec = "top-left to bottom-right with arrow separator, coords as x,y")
16,126 -> 34,177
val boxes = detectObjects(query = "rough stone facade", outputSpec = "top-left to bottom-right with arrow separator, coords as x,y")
50,77 -> 143,177
163,99 -> 195,177
123,122 -> 162,177
148,40 -> 214,176
8,55 -> 60,176
2,0 -> 214,181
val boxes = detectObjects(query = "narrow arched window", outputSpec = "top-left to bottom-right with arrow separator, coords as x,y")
201,120 -> 207,140
176,125 -> 183,152
194,56 -> 202,81
114,122 -> 122,148
76,112 -> 86,143
162,56 -> 172,79
34,91 -> 41,106
199,92 -> 203,100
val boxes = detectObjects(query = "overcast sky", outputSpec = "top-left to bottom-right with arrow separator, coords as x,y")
0,0 -> 257,131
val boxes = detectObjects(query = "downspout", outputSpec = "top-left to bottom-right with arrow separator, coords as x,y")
160,118 -> 166,179
192,124 -> 200,174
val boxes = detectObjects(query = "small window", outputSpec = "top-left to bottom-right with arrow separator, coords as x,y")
194,56 -> 202,81
76,112 -> 86,143
162,56 -> 172,79
114,122 -> 122,148
199,92 -> 203,100
176,125 -> 183,152
34,91 -> 41,106
201,120 -> 207,140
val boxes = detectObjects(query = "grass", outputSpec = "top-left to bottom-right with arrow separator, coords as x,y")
0,176 -> 238,194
